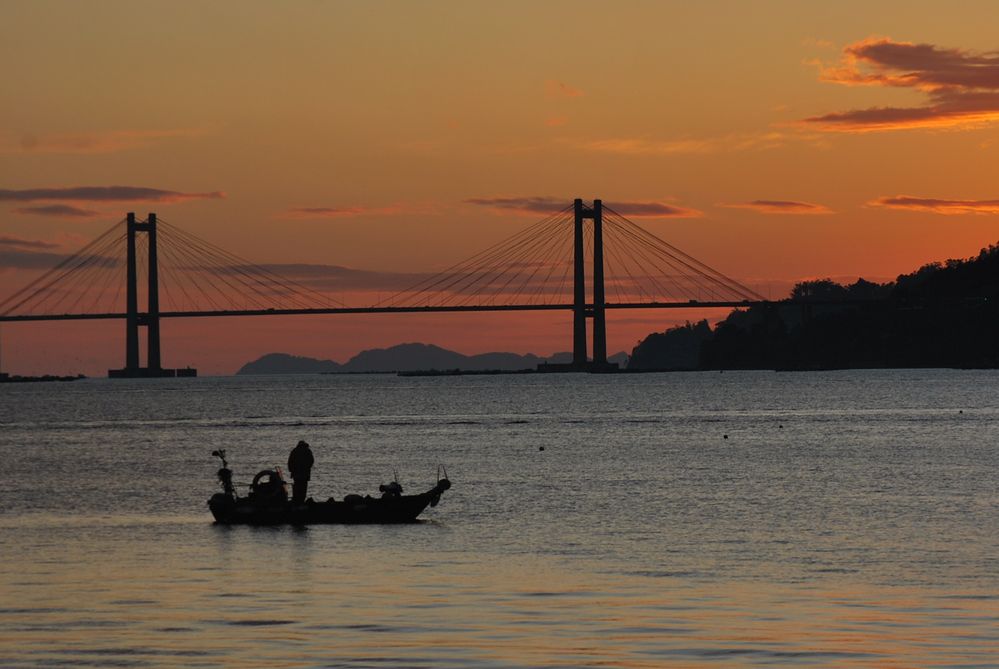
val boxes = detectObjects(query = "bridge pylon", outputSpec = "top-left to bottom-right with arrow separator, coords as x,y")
108,213 -> 194,378
566,198 -> 616,371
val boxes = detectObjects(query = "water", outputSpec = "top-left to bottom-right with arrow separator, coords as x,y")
1,370 -> 997,667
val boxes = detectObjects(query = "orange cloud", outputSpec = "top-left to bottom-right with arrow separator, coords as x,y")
721,200 -> 833,215
571,132 -> 788,155
465,196 -> 702,218
3,128 -> 207,154
804,37 -> 999,131
868,195 -> 999,214
545,80 -> 583,98
0,186 -> 224,203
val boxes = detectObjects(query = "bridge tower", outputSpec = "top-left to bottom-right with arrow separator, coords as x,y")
108,212 -> 188,378
571,198 -> 616,371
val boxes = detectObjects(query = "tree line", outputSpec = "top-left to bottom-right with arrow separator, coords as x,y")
629,243 -> 999,370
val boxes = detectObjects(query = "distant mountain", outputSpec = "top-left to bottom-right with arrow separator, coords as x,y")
237,343 -> 629,374
343,343 -> 542,373
236,353 -> 342,375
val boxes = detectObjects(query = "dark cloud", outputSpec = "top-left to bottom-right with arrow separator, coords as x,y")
868,195 -> 999,214
0,186 -> 224,203
464,197 -> 569,214
465,197 -> 702,218
721,200 -> 833,214
281,204 -> 409,219
804,38 -> 999,131
0,249 -> 70,270
12,204 -> 100,218
0,236 -> 59,250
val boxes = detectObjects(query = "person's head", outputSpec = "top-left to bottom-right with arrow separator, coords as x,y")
297,440 -> 310,449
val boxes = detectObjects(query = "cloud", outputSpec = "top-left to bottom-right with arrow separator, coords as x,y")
0,235 -> 59,250
0,248 -> 118,272
465,197 -> 702,218
281,204 -> 410,219
11,204 -> 101,218
802,37 -> 836,50
3,128 -> 207,154
545,80 -> 584,98
284,206 -> 366,219
868,195 -> 999,214
803,37 -> 999,131
464,196 -> 569,215
608,201 -> 703,218
721,200 -> 833,215
0,249 -> 70,271
0,186 -> 225,203
570,131 -> 790,155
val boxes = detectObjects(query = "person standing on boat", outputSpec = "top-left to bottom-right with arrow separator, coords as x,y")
288,440 -> 314,504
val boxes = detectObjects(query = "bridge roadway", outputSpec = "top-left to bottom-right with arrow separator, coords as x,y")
0,299 -> 881,323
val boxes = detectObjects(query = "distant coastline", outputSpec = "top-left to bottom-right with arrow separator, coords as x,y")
0,373 -> 86,383
236,343 -> 629,375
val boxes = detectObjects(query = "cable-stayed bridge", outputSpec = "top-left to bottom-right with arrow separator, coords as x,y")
0,199 -> 766,376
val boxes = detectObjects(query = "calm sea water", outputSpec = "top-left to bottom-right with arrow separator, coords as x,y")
1,370 -> 997,667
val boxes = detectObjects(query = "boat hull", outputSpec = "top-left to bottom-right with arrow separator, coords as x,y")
208,481 -> 450,525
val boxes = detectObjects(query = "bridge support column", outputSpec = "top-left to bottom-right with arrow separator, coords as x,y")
125,213 -> 139,371
591,199 -> 607,365
560,198 -> 616,373
145,213 -> 161,371
109,212 -> 191,378
572,199 -> 587,368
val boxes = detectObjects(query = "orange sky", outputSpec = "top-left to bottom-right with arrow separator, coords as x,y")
4,1 -> 999,375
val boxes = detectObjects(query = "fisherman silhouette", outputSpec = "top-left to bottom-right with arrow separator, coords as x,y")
288,440 -> 315,504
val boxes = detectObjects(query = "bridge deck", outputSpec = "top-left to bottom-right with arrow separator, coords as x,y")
0,301 -> 778,322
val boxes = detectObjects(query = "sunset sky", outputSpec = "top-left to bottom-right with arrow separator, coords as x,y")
4,1 -> 999,375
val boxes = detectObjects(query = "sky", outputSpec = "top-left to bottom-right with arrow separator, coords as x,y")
4,0 -> 999,375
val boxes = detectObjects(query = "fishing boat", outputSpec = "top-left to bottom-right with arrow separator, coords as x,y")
207,450 -> 451,525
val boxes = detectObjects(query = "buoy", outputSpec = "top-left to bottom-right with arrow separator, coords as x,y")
723,434 -> 728,439
959,410 -> 963,414
539,445 -> 545,451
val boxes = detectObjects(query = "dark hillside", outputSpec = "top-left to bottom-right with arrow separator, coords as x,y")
630,244 -> 999,370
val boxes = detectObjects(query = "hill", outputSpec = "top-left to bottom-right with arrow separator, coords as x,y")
237,353 -> 342,375
629,243 -> 999,370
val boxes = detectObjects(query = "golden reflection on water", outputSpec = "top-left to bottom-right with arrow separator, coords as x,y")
2,517 -> 997,668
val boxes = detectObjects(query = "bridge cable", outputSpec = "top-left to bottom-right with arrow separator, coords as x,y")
0,219 -> 126,316
402,211 -> 570,308
373,204 -> 574,308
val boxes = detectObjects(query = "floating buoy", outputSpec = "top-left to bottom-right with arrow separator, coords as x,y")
723,434 -> 728,439
539,445 -> 545,451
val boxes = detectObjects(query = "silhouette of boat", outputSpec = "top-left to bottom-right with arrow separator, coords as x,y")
207,450 -> 451,525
